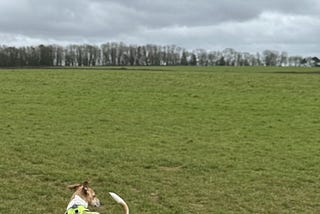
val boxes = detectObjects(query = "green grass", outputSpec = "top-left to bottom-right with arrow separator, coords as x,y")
1,66 -> 320,213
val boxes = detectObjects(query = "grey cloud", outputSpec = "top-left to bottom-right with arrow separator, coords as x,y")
96,0 -> 320,27
0,0 -> 319,56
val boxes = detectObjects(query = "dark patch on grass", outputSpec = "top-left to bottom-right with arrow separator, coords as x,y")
270,71 -> 320,75
0,66 -> 171,72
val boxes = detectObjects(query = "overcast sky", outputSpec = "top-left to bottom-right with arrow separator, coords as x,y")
0,0 -> 319,56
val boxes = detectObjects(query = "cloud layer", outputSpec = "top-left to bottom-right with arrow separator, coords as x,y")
0,0 -> 319,56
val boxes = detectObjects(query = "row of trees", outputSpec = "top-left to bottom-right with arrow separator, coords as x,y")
0,43 -> 318,67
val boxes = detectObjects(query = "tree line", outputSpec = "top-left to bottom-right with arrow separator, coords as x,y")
0,43 -> 319,67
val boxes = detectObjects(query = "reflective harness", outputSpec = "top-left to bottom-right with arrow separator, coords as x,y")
66,205 -> 87,214
66,205 -> 99,214
65,195 -> 99,214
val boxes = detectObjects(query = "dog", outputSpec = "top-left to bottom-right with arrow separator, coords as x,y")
65,181 -> 129,214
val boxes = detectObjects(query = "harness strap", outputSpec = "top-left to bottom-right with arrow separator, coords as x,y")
65,205 -> 99,214
66,205 -> 86,214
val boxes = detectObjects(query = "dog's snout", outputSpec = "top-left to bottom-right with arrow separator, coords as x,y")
93,198 -> 101,207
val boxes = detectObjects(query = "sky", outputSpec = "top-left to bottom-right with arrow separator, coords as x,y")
0,0 -> 319,56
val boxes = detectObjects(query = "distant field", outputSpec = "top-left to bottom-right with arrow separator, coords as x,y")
1,66 -> 320,213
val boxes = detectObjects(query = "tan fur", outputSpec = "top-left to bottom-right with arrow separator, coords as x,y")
67,181 -> 100,208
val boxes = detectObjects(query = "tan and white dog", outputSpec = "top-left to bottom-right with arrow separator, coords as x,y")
66,181 -> 129,214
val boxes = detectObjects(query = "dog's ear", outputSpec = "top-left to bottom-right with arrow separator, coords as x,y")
67,183 -> 82,190
83,181 -> 89,186
82,181 -> 89,194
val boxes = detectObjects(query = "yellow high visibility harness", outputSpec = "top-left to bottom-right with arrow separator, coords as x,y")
65,205 -> 99,214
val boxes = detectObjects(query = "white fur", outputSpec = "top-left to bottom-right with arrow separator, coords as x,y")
109,192 -> 125,204
66,195 -> 88,210
109,192 -> 129,214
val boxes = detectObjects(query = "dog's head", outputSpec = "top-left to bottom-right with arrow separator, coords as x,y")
67,181 -> 101,207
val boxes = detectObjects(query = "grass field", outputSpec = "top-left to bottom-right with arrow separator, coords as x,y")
1,66 -> 320,213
